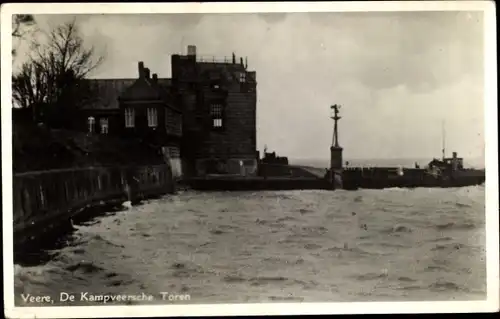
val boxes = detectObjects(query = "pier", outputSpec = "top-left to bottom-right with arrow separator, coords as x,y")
186,103 -> 484,191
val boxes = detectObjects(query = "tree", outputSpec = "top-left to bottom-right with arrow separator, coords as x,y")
12,19 -> 104,127
12,62 -> 47,122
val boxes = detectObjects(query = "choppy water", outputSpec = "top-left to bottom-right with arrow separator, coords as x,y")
14,186 -> 486,306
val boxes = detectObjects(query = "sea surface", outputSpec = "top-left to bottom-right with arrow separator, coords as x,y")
14,186 -> 486,306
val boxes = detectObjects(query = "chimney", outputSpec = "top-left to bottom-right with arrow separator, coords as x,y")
152,73 -> 158,83
138,61 -> 145,78
240,57 -> 244,66
245,57 -> 248,69
144,68 -> 150,79
232,52 -> 236,64
187,45 -> 197,56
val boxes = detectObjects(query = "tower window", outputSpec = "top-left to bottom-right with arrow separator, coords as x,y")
87,116 -> 95,133
210,103 -> 224,129
239,72 -> 246,83
100,117 -> 109,134
125,108 -> 135,128
147,107 -> 158,127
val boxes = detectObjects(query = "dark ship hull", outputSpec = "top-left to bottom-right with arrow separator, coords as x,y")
342,167 -> 485,190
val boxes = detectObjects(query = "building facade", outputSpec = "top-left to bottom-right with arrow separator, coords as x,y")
80,63 -> 183,178
171,45 -> 258,177
81,44 -> 258,178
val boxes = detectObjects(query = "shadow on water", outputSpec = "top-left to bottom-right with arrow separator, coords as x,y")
14,202 -> 128,268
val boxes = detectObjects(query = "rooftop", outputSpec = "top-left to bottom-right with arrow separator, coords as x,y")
81,77 -> 173,110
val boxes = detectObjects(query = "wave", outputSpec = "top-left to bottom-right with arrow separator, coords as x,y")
223,275 -> 247,283
424,264 -> 448,272
397,276 -> 417,282
292,225 -> 329,236
455,202 -> 473,208
222,274 -> 288,286
250,276 -> 288,286
435,222 -> 476,231
293,279 -> 320,290
429,281 -> 467,292
324,245 -> 378,256
354,272 -> 388,281
353,195 -> 363,202
381,224 -> 413,234
65,261 -> 103,274
169,261 -> 213,278
14,263 -> 70,289
431,243 -> 467,251
296,208 -> 315,215
14,264 -> 46,278
275,216 -> 298,223
425,236 -> 454,243
304,243 -> 322,250
377,242 -> 411,249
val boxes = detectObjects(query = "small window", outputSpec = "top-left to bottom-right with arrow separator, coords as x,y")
239,72 -> 246,83
100,117 -> 109,134
210,103 -> 224,129
147,107 -> 158,127
125,108 -> 135,128
87,116 -> 95,133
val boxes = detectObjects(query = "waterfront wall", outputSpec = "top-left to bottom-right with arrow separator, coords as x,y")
13,164 -> 174,244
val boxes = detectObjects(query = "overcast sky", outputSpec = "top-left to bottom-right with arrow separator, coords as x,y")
14,11 -> 485,161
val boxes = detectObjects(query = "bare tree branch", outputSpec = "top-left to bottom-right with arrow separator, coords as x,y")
12,19 -> 105,127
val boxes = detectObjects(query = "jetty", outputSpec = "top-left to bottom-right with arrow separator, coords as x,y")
186,104 -> 485,191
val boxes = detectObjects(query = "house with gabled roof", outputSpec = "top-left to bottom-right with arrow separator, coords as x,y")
80,62 -> 183,178
79,44 -> 258,179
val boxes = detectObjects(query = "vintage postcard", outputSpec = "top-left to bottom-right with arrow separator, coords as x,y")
2,1 -> 498,318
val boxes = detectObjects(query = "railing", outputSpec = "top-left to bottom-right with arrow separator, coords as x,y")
196,56 -> 240,64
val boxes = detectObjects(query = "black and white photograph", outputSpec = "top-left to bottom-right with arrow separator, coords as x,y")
2,2 -> 498,318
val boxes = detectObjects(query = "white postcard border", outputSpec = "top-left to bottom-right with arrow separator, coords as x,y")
2,1 -> 498,318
